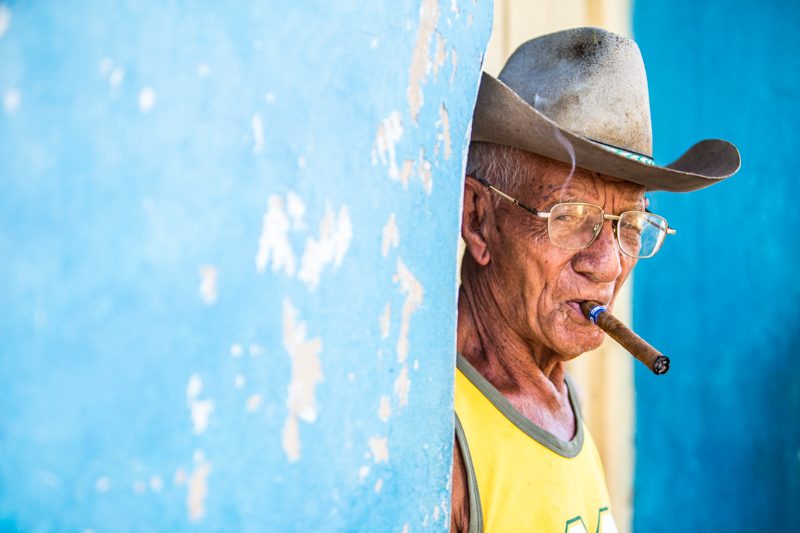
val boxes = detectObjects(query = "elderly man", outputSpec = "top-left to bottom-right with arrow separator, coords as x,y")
449,28 -> 739,532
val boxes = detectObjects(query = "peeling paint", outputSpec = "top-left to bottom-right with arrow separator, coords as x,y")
381,213 -> 400,258
393,365 -> 411,407
256,195 -> 296,276
281,299 -> 323,462
417,148 -> 433,194
378,395 -> 392,422
174,469 -> 187,486
149,476 -> 163,492
402,524 -> 410,533
450,48 -> 458,84
438,104 -> 452,160
374,478 -> 384,493
249,343 -> 264,357
0,5 -> 11,38
407,0 -> 441,121
109,67 -> 124,89
298,203 -> 352,291
186,455 -> 212,522
379,302 -> 391,339
95,477 -> 111,493
394,257 -> 424,364
368,436 -> 389,463
138,86 -> 156,113
433,32 -> 447,80
286,191 -> 306,230
197,63 -> 211,77
398,159 -> 414,188
198,265 -> 218,305
246,393 -> 262,413
234,374 -> 246,389
3,88 -> 20,114
372,111 -> 404,180
230,343 -> 243,358
251,113 -> 265,154
186,374 -> 214,435
358,465 -> 370,480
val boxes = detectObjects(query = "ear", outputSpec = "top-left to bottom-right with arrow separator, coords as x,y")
461,176 -> 493,266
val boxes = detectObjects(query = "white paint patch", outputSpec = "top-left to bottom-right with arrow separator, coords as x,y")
256,195 -> 296,276
394,257 -> 424,364
149,475 -> 164,492
450,0 -> 460,15
251,113 -> 265,154
281,299 -> 323,462
467,13 -> 473,26
402,524 -> 410,533
368,436 -> 389,463
99,57 -> 113,76
234,374 -> 245,389
230,343 -> 243,358
0,5 -> 10,38
197,63 -> 211,77
3,88 -> 20,114
371,111 -> 403,180
174,468 -> 187,486
370,37 -> 379,49
433,504 -> 440,520
297,156 -> 307,168
381,214 -> 399,258
417,148 -> 433,194
379,302 -> 391,339
413,359 -> 419,371
138,86 -> 156,113
450,48 -> 458,84
186,374 -> 214,435
286,191 -> 306,230
347,372 -> 356,383
394,365 -> 411,407
265,92 -> 276,104
433,32 -> 447,80
95,477 -> 111,493
133,480 -> 146,494
438,104 -> 452,160
298,203 -> 352,291
246,393 -> 262,413
186,457 -> 212,522
249,343 -> 264,357
378,395 -> 392,422
109,67 -> 124,89
199,266 -> 218,305
398,160 -> 414,188
358,465 -> 370,480
407,0 -> 440,121
374,478 -> 384,493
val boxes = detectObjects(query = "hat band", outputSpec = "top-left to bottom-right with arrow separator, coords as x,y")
588,137 -> 655,166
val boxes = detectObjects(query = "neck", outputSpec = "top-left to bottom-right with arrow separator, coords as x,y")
457,260 -> 575,438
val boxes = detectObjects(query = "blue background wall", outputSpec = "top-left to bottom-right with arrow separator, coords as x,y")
0,1 -> 491,530
633,0 -> 800,530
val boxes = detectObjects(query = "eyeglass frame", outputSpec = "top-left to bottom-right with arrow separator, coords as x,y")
472,176 -> 677,259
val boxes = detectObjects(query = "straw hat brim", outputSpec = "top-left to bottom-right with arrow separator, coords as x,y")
471,73 -> 741,192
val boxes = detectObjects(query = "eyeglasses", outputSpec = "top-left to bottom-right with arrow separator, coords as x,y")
475,177 -> 676,259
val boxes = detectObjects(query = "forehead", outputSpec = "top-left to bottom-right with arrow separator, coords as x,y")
513,153 -> 646,206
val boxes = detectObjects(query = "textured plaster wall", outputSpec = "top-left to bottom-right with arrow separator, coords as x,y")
0,1 -> 491,530
632,0 -> 800,530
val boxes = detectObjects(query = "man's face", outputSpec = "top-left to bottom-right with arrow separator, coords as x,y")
486,155 -> 646,358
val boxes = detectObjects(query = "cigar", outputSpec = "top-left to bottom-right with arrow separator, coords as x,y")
579,301 -> 670,375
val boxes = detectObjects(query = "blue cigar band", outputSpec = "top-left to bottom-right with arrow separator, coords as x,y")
588,304 -> 607,325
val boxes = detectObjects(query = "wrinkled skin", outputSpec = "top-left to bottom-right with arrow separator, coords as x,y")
450,152 -> 645,533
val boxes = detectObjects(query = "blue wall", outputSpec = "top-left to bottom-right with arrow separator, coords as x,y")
0,1 -> 491,530
633,0 -> 800,530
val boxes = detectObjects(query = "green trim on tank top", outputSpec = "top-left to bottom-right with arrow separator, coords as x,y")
456,354 -> 584,458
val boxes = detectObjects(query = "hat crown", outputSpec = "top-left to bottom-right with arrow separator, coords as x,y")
499,27 -> 653,157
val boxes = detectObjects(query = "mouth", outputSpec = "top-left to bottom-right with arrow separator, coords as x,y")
566,299 -> 610,321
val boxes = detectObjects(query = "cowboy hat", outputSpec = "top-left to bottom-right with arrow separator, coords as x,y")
471,27 -> 740,192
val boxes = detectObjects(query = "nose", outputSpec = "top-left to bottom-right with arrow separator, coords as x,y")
571,219 -> 623,283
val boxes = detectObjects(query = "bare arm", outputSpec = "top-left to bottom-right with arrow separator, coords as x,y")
451,435 -> 469,533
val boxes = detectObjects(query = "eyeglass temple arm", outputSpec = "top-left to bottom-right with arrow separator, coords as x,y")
472,177 -> 541,216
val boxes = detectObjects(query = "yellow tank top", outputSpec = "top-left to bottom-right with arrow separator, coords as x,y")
454,355 -> 618,533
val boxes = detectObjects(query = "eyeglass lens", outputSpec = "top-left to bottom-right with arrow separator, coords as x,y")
546,203 -> 668,258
